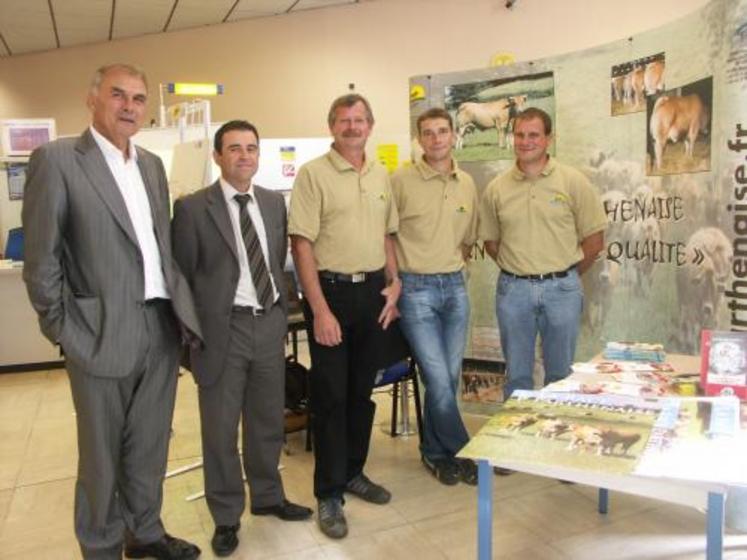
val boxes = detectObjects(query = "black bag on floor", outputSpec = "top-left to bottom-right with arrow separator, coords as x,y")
285,355 -> 310,414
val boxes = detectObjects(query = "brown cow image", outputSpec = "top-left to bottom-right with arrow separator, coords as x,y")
649,93 -> 710,170
566,425 -> 603,452
535,418 -> 570,439
628,66 -> 645,107
598,429 -> 641,456
611,75 -> 625,103
505,413 -> 538,432
455,95 -> 527,150
644,60 -> 665,95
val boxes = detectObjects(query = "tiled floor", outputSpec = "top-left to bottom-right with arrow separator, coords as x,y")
1,354 -> 746,559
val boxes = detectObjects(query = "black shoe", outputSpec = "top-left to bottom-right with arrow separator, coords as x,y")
493,467 -> 514,476
251,499 -> 313,521
124,533 -> 201,560
422,456 -> 460,486
211,524 -> 239,557
318,498 -> 348,539
345,473 -> 391,504
456,458 -> 478,486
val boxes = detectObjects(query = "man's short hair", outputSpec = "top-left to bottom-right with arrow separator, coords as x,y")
416,107 -> 453,134
89,64 -> 148,95
327,94 -> 374,127
214,120 -> 260,153
513,107 -> 553,135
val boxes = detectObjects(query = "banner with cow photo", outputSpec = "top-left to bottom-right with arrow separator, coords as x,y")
408,0 -> 747,408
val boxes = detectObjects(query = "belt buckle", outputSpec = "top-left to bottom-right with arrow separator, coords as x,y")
351,272 -> 366,283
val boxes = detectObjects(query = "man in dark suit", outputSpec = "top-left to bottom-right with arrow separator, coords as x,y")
172,120 -> 312,557
22,64 -> 202,560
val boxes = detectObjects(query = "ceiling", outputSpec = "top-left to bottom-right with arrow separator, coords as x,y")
0,0 -> 363,57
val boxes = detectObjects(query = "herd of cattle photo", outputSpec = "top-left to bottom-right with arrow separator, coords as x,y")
466,392 -> 661,474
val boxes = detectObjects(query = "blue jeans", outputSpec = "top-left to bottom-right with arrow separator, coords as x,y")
496,269 -> 583,399
398,271 -> 470,461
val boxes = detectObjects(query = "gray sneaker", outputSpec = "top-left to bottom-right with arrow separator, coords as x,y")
318,498 -> 348,539
345,473 -> 391,504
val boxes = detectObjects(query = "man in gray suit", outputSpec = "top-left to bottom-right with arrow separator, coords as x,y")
22,64 -> 202,560
172,120 -> 312,557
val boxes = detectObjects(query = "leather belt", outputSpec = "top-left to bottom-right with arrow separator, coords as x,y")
501,265 -> 576,281
319,269 -> 384,284
144,298 -> 171,308
232,303 -> 270,316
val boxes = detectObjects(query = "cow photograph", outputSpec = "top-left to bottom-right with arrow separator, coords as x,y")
611,53 -> 665,116
459,392 -> 659,474
444,71 -> 554,162
646,76 -> 713,176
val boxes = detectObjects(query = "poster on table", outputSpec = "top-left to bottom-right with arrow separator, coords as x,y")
408,0 -> 747,414
458,390 -> 747,487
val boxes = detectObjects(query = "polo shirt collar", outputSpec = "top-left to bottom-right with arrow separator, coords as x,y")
415,156 -> 459,181
327,145 -> 373,174
511,156 -> 556,181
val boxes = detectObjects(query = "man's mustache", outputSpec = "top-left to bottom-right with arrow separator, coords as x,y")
342,130 -> 362,138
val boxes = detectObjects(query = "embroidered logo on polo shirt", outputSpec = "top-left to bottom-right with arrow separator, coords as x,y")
457,205 -> 469,213
550,193 -> 569,205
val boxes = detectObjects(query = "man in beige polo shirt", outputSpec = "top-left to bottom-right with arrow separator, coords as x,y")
289,93 -> 400,539
391,107 -> 479,486
479,107 -> 606,402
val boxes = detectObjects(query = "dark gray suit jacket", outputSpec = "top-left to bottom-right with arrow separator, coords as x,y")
22,129 -> 201,377
171,181 -> 288,387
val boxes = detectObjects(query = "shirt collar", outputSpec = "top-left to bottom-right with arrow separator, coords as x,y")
415,155 -> 459,181
327,145 -> 373,174
89,125 -> 137,162
511,155 -> 556,181
220,177 -> 254,203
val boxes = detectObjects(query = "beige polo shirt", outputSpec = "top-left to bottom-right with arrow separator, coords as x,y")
479,157 -> 606,275
391,156 -> 478,274
288,147 -> 398,274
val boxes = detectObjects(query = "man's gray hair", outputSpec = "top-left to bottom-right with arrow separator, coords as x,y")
327,93 -> 374,127
89,63 -> 148,95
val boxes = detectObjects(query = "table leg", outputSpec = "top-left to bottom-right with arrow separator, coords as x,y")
477,460 -> 493,560
598,488 -> 609,514
706,492 -> 724,560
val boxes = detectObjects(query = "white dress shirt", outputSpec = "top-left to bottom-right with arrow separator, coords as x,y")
90,126 -> 169,300
220,178 -> 279,308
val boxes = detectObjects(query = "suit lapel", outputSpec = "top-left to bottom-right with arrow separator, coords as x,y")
206,182 -> 240,262
75,130 -> 139,247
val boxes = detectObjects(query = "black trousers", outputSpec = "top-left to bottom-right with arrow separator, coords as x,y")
303,273 -> 387,499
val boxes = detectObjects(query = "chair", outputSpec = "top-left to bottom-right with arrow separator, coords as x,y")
284,270 -> 306,361
4,227 -> 23,261
374,358 -> 423,443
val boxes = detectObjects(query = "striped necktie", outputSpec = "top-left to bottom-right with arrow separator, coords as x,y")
234,193 -> 274,309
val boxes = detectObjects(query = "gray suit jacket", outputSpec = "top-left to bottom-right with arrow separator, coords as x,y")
171,181 -> 288,387
22,129 -> 201,378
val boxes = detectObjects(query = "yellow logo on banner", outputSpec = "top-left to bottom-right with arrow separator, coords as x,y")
489,52 -> 516,67
410,84 -> 426,102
